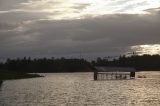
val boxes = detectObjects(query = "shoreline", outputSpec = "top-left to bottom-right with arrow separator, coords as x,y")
0,70 -> 159,80
0,70 -> 43,81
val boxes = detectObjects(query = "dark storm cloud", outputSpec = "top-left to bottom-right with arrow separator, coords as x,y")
23,10 -> 160,45
0,7 -> 160,60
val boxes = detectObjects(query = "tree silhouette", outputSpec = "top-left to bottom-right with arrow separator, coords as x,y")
93,54 -> 160,70
0,54 -> 160,73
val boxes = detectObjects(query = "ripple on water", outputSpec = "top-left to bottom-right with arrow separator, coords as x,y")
0,72 -> 160,106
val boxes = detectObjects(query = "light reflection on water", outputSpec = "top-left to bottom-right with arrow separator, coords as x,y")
0,72 -> 160,106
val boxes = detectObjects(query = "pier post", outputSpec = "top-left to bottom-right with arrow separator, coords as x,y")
130,72 -> 135,79
94,71 -> 97,80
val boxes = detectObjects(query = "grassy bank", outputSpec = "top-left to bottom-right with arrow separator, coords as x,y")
0,70 -> 42,81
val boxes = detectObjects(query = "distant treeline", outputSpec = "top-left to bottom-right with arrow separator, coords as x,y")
0,54 -> 160,73
0,57 -> 92,73
92,54 -> 160,70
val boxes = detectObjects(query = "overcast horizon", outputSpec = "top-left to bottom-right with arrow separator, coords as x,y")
0,0 -> 160,61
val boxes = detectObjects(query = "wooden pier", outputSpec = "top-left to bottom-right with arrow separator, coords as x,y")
94,67 -> 136,80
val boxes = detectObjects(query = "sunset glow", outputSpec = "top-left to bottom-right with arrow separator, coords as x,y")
131,44 -> 160,55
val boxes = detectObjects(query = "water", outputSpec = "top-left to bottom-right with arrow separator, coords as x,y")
0,72 -> 160,106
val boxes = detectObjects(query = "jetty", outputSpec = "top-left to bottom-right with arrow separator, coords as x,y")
94,67 -> 136,80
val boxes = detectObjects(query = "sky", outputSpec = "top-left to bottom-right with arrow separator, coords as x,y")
0,0 -> 160,61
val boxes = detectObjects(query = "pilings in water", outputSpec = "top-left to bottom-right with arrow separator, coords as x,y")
94,71 -> 98,80
130,72 -> 135,79
94,72 -> 134,80
94,67 -> 136,80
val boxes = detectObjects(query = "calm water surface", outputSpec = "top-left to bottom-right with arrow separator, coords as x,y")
0,72 -> 160,106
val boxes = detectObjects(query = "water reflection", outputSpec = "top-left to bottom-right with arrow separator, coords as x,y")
0,72 -> 160,106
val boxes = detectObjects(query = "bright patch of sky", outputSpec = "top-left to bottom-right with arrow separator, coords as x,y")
131,44 -> 160,55
0,0 -> 160,20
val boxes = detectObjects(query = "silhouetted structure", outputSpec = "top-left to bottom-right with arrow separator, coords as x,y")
94,67 -> 136,80
130,72 -> 135,78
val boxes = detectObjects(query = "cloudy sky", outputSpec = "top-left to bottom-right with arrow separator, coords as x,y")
0,0 -> 160,61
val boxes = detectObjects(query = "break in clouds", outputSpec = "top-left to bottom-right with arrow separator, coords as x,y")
0,0 -> 160,60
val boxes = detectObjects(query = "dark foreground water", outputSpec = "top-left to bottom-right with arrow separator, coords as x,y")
0,72 -> 160,106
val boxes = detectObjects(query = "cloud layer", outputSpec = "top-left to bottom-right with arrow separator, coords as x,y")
0,0 -> 160,60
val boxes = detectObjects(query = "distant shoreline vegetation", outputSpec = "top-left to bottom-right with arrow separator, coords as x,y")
0,70 -> 42,81
0,58 -> 92,73
0,54 -> 160,74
